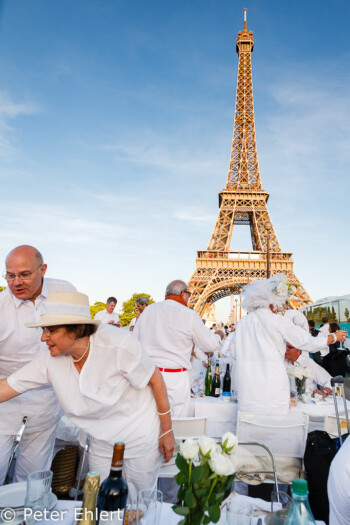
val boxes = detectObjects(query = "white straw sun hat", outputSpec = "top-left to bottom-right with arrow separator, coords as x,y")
26,291 -> 101,328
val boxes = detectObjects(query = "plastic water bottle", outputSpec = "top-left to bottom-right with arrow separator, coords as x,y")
284,479 -> 316,524
198,371 -> 205,395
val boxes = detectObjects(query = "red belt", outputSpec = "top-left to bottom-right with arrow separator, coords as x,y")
158,367 -> 187,373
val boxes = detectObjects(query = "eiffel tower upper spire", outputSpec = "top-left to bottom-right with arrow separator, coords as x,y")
226,9 -> 261,191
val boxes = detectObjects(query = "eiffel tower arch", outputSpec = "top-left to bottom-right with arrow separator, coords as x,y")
188,10 -> 312,317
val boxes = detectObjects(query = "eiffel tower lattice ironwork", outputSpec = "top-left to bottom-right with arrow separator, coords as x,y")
188,10 -> 312,317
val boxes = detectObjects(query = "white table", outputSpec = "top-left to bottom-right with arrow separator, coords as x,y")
33,500 -> 325,525
190,395 -> 350,438
190,396 -> 238,437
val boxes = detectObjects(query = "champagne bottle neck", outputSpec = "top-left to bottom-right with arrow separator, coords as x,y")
109,467 -> 123,478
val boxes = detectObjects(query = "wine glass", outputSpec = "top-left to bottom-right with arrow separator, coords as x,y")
136,489 -> 163,525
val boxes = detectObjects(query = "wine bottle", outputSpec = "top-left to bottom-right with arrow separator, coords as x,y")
222,363 -> 231,393
78,472 -> 100,525
205,358 -> 212,396
211,360 -> 221,397
97,443 -> 128,525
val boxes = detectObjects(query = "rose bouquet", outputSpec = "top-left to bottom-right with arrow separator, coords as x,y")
287,363 -> 311,399
172,432 -> 237,525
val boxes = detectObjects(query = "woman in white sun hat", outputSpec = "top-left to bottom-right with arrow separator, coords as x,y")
0,291 -> 175,501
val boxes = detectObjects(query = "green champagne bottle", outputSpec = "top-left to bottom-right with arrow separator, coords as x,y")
205,358 -> 212,396
211,360 -> 221,397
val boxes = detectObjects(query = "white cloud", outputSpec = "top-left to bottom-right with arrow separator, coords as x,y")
0,92 -> 39,159
173,206 -> 217,226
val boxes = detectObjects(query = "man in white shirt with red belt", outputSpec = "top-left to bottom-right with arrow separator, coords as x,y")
0,245 -> 76,484
134,280 -> 222,416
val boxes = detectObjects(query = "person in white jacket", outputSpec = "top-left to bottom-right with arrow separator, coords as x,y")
228,274 -> 347,414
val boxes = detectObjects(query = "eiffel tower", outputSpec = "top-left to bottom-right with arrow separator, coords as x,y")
188,10 -> 312,317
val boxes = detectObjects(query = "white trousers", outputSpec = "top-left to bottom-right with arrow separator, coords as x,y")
0,423 -> 59,485
161,370 -> 191,417
88,444 -> 162,503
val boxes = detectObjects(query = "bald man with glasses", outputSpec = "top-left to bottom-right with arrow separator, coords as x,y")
0,245 -> 76,484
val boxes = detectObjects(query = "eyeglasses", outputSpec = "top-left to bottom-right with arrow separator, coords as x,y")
182,290 -> 191,296
42,326 -> 63,335
3,264 -> 43,282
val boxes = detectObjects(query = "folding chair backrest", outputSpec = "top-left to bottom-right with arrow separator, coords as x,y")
237,411 -> 309,459
325,415 -> 348,437
173,417 -> 207,440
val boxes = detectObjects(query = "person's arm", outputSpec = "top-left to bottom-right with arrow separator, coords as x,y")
0,378 -> 21,403
281,319 -> 347,354
191,313 -> 222,352
148,367 -> 175,463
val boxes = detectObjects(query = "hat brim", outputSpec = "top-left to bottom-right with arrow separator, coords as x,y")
26,313 -> 101,328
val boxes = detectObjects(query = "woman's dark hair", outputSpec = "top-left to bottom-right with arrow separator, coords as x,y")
329,322 -> 340,333
64,324 -> 98,339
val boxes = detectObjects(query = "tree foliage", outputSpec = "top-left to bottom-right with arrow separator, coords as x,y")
0,286 -> 5,293
90,301 -> 106,319
119,293 -> 155,327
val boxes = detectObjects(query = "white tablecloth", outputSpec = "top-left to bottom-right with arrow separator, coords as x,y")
34,500 -> 325,525
190,395 -> 350,438
190,396 -> 238,437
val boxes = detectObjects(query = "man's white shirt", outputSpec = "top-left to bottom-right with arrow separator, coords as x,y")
94,309 -> 120,325
0,277 -> 76,434
287,353 -> 332,395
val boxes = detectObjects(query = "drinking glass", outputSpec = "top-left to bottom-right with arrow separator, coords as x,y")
136,489 -> 163,525
25,470 -> 53,520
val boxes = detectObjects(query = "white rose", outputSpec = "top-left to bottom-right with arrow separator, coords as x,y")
209,453 -> 236,476
276,282 -> 288,297
198,436 -> 217,457
180,439 -> 199,461
221,432 -> 238,454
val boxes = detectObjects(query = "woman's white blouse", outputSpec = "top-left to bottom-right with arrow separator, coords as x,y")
8,325 -> 158,457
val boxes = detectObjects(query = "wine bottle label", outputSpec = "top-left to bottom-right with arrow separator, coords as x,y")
215,388 -> 220,395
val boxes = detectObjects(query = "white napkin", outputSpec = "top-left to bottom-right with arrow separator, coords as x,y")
221,493 -> 282,515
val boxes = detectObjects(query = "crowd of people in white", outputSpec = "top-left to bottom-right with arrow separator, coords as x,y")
0,245 -> 349,523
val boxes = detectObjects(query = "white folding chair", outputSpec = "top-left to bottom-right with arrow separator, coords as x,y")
324,415 -> 349,437
158,416 -> 207,478
236,411 -> 309,484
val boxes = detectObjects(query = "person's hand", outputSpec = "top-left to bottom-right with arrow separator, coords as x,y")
159,431 -> 175,463
313,388 -> 327,398
336,330 -> 347,342
202,361 -> 208,368
205,351 -> 214,358
107,320 -> 114,325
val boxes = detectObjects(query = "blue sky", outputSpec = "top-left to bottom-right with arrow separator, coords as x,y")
0,0 -> 349,321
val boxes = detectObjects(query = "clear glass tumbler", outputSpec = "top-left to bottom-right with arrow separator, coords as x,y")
25,470 -> 53,524
136,489 -> 163,525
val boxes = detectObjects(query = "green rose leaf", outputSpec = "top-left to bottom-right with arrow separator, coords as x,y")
208,503 -> 221,523
172,505 -> 190,516
184,489 -> 196,508
175,471 -> 186,485
194,486 -> 208,499
191,464 -> 207,483
176,453 -> 189,474
203,515 -> 211,524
